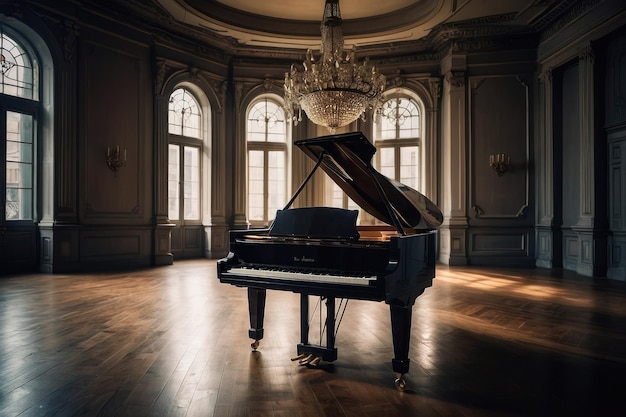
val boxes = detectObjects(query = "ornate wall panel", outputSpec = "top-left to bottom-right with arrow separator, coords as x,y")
470,76 -> 529,221
80,39 -> 150,222
467,75 -> 533,266
608,131 -> 626,280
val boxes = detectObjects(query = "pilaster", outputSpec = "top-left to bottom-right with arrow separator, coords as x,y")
535,67 -> 559,269
152,59 -> 174,266
439,53 -> 468,265
574,43 -> 607,276
424,77 -> 441,202
576,44 -> 595,229
232,81 -> 250,229
206,79 -> 230,258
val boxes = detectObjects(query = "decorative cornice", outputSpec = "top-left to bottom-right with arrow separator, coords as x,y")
155,58 -> 168,94
15,0 -> 599,69
579,43 -> 595,63
540,67 -> 553,83
428,77 -> 442,99
61,20 -> 79,63
445,71 -> 465,89
536,0 -> 601,42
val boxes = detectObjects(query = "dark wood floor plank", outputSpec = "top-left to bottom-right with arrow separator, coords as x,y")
2,261 -> 626,416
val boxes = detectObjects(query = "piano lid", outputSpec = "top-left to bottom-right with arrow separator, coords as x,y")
294,131 -> 443,230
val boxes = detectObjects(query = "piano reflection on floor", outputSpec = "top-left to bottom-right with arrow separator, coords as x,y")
217,132 -> 442,391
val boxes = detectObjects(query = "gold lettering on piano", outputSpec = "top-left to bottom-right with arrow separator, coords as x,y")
294,256 -> 315,263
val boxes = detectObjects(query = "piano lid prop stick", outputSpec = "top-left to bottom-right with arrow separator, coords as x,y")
283,150 -> 326,210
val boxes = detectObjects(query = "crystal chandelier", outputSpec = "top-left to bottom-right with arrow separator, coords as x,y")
284,0 -> 386,133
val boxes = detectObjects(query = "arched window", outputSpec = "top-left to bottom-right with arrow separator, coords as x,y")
246,97 -> 287,225
374,95 -> 422,190
168,87 -> 203,222
1,27 -> 38,223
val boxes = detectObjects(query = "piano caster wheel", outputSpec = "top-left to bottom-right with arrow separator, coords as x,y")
251,340 -> 260,350
394,374 -> 407,392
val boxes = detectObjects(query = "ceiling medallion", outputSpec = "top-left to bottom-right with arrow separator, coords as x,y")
284,0 -> 386,133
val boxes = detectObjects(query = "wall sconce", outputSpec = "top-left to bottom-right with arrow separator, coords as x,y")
106,145 -> 127,175
489,153 -> 510,176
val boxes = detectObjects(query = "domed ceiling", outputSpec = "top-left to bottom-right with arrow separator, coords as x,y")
156,0 -> 564,52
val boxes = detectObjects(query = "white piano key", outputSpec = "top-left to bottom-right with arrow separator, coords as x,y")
226,266 -> 377,286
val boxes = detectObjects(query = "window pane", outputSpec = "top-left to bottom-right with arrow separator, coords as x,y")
247,99 -> 286,143
6,187 -> 31,220
183,146 -> 200,220
397,97 -> 420,138
267,151 -> 285,220
379,147 -> 395,179
331,182 -> 343,208
379,97 -> 420,139
379,100 -> 397,140
168,88 -> 201,138
5,111 -> 33,220
248,150 -> 264,221
0,31 -> 36,100
400,146 -> 418,189
168,144 -> 180,220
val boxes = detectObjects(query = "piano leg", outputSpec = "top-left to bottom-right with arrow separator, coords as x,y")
247,287 -> 266,350
300,293 -> 309,345
390,304 -> 412,391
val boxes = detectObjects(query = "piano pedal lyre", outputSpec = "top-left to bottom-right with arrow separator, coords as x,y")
250,340 -> 260,350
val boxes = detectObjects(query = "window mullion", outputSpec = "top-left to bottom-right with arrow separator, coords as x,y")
395,145 -> 401,182
263,150 -> 269,222
178,146 -> 185,225
0,108 -> 6,222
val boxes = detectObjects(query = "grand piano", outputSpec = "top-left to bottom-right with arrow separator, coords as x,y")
217,131 -> 443,390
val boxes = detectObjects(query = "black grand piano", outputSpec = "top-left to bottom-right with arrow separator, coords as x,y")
217,131 -> 443,390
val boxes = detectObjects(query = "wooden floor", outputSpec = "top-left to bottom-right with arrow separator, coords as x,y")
1,261 -> 626,417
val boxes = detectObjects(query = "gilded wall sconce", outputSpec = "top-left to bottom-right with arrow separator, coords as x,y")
489,153 -> 510,176
106,145 -> 127,175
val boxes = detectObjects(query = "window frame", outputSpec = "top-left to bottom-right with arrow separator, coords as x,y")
167,86 -> 204,226
1,28 -> 39,225
245,96 -> 289,227
374,93 -> 423,192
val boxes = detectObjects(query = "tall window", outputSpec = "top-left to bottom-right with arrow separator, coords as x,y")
1,28 -> 38,222
168,87 -> 202,222
374,96 -> 421,190
246,98 -> 287,225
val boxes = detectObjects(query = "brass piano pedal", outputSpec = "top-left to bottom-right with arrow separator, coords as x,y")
290,353 -> 307,361
250,340 -> 260,350
308,356 -> 322,367
298,354 -> 314,365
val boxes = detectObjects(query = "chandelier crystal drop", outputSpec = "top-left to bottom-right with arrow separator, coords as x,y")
284,0 -> 386,133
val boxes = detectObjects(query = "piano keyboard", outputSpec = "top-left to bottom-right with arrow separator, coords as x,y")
226,266 -> 378,286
